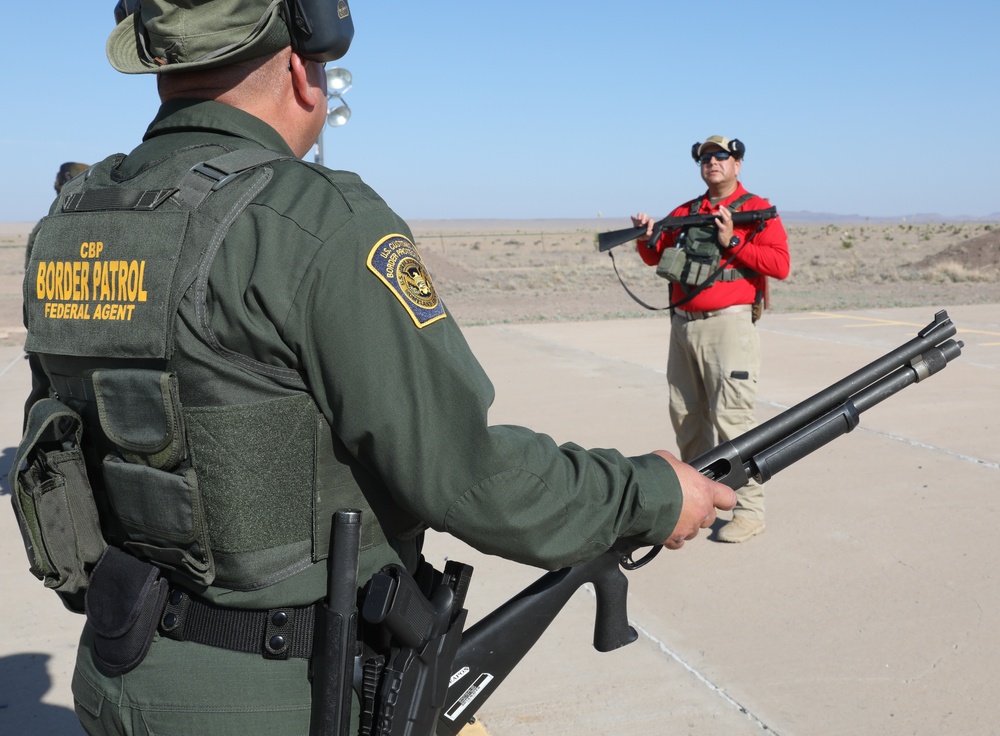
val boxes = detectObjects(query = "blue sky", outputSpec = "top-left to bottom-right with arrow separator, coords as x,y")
3,1 -> 998,222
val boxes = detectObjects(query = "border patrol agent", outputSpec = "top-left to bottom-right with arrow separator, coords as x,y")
12,3 -> 735,734
55,162 -> 90,194
631,136 -> 790,543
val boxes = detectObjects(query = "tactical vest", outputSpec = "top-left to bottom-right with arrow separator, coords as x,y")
655,193 -> 759,286
13,144 -> 387,608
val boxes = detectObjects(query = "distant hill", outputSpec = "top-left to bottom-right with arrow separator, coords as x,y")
780,211 -> 1000,225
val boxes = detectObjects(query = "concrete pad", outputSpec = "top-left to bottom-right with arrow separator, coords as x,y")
1,347 -> 87,735
2,304 -> 997,734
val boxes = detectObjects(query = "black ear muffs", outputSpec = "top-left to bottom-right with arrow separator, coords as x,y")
113,0 -> 140,24
283,0 -> 354,62
692,138 -> 747,161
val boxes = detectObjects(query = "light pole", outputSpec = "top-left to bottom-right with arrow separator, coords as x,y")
315,67 -> 353,166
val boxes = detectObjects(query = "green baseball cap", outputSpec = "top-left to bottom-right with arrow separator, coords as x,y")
106,0 -> 292,75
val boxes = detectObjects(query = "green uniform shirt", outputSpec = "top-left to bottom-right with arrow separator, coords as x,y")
26,99 -> 682,608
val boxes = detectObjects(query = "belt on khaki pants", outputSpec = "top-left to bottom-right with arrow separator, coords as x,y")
672,304 -> 752,321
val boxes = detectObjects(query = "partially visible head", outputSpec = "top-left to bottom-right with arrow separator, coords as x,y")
54,162 -> 89,194
107,0 -> 292,76
107,0 -> 353,73
691,135 -> 744,192
107,1 -> 353,157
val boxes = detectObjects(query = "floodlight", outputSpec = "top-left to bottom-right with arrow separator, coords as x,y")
326,67 -> 353,95
327,98 -> 351,127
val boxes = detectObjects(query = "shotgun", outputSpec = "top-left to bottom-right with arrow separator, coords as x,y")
597,207 -> 778,252
435,310 -> 963,735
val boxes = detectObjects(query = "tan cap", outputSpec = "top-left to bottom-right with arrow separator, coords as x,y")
106,0 -> 292,75
696,135 -> 733,156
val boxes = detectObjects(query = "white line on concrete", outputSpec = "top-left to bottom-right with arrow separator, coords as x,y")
863,427 -> 1000,471
1,351 -> 25,378
576,581 -> 778,733
626,616 -> 780,734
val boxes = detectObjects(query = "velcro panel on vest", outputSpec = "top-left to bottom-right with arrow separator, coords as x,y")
182,393 -> 318,589
93,369 -> 187,470
24,210 -> 190,359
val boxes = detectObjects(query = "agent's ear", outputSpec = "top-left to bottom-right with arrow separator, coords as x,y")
289,52 -> 324,109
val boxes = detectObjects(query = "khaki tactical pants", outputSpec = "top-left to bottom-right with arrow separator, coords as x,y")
667,307 -> 764,519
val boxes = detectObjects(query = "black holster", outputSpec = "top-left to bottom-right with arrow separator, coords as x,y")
359,561 -> 472,736
84,546 -> 168,675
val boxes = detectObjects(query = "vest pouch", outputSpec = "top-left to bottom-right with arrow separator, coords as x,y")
9,398 -> 106,610
85,545 -> 168,675
102,457 -> 215,585
656,248 -> 719,286
92,369 -> 187,470
92,367 -> 213,584
655,247 -> 688,283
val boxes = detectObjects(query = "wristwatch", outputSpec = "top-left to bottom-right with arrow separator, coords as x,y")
727,235 -> 740,249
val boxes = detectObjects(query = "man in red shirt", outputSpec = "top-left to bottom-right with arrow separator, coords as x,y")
631,135 -> 790,542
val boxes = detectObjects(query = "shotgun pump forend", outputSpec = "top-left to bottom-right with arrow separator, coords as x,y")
433,310 -> 963,736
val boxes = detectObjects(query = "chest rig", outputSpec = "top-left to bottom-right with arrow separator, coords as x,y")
655,193 -> 759,286
15,144 -> 386,606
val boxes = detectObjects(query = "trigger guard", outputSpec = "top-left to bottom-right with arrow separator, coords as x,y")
620,545 -> 661,571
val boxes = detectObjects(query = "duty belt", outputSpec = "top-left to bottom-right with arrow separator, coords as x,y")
673,304 -> 752,321
159,588 -> 317,660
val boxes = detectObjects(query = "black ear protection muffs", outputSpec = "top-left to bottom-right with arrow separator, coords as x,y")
113,0 -> 139,24
284,0 -> 354,62
691,138 -> 746,161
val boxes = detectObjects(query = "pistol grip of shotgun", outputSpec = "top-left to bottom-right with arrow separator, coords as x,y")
590,550 -> 638,652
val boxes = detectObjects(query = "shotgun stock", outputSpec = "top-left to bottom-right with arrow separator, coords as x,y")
435,310 -> 963,735
597,207 -> 778,253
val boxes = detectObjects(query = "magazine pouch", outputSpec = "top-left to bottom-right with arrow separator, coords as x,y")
9,397 -> 106,611
655,246 -> 717,285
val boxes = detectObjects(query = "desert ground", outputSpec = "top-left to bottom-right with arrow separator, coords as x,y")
2,216 -> 999,735
2,216 -> 999,339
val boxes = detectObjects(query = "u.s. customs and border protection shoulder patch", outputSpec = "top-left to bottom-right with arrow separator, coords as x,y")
366,234 -> 447,328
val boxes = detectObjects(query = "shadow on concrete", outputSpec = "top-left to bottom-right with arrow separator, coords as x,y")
707,515 -> 729,541
0,445 -> 16,496
0,653 -> 84,735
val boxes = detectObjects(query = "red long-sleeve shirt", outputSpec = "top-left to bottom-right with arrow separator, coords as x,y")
637,183 -> 790,312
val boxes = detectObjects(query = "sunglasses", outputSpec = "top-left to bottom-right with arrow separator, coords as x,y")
698,151 -> 732,164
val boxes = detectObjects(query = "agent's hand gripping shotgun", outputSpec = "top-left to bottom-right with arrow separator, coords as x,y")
434,310 -> 963,735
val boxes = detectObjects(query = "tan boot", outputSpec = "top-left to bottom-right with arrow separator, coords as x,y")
716,516 -> 765,543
